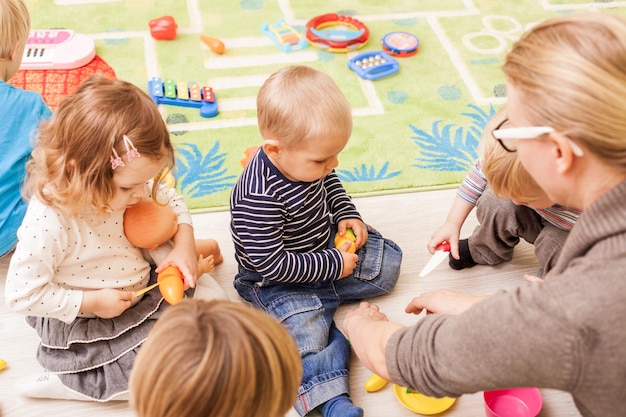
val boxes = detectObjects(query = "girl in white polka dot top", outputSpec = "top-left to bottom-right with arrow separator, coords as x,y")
5,75 -> 198,402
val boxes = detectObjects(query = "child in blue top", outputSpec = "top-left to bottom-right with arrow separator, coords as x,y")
230,65 -> 402,417
0,0 -> 52,256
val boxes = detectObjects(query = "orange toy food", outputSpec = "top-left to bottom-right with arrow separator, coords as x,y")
334,228 -> 357,253
157,265 -> 184,304
200,34 -> 225,54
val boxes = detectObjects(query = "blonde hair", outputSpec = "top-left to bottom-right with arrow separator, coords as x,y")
256,65 -> 352,147
0,0 -> 29,60
130,299 -> 302,417
25,75 -> 173,217
503,12 -> 626,169
481,107 -> 544,201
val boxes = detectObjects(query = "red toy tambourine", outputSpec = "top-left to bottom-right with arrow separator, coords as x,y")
305,13 -> 369,53
381,31 -> 420,57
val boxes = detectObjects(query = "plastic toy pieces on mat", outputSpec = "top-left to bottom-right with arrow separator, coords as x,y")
148,77 -> 218,118
348,50 -> 399,80
20,29 -> 95,70
261,19 -> 308,53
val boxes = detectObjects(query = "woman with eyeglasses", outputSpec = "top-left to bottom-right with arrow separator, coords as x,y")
343,13 -> 626,417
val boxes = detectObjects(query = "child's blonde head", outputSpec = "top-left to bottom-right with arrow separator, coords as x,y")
26,75 -> 173,217
130,299 -> 302,417
481,108 -> 545,201
256,65 -> 352,147
0,0 -> 29,60
503,12 -> 626,169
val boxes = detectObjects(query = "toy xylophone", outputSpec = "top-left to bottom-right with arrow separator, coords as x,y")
148,77 -> 218,118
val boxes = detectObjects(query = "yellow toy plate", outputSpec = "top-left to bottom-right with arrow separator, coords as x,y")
393,385 -> 456,415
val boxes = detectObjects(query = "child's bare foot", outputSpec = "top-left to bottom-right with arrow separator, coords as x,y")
195,239 -> 223,265
197,255 -> 215,276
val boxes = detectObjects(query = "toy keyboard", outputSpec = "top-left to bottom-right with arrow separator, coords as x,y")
148,77 -> 219,118
19,29 -> 96,70
347,50 -> 399,80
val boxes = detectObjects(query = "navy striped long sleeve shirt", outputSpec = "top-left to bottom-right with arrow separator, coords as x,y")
230,148 -> 362,285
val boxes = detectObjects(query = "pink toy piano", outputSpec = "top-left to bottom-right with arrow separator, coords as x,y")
148,77 -> 219,118
19,29 -> 96,70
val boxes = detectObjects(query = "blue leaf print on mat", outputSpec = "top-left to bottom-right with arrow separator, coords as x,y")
175,142 -> 237,198
336,162 -> 401,182
411,104 -> 495,172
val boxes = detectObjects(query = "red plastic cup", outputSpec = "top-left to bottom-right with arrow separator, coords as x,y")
483,388 -> 542,417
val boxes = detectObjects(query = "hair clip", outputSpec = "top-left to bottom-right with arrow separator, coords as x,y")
123,135 -> 141,162
111,135 -> 141,170
110,148 -> 125,170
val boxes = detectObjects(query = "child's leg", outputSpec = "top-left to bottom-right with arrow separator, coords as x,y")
334,227 -> 402,304
234,277 -> 355,416
195,238 -> 223,265
467,187 -> 543,266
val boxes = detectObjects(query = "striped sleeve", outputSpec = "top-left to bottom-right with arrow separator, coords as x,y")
325,171 -> 362,222
537,205 -> 580,231
231,193 -> 343,284
456,159 -> 486,206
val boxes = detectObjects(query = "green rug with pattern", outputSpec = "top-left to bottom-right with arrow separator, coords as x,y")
24,0 -> 626,212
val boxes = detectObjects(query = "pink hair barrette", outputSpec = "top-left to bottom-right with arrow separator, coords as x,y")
111,135 -> 141,170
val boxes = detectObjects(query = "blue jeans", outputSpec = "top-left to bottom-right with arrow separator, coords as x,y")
234,227 -> 402,416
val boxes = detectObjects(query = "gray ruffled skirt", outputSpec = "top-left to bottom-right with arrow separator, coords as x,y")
25,271 -> 177,401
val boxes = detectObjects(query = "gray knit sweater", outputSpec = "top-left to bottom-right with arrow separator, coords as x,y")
386,180 -> 626,417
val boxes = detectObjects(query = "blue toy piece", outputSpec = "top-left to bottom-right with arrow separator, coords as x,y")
347,50 -> 399,80
148,77 -> 218,118
261,19 -> 308,53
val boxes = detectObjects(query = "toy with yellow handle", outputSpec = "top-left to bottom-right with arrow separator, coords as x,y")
0,358 -> 7,371
334,227 -> 357,253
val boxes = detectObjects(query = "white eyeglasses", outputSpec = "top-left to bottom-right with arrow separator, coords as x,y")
492,126 -> 584,157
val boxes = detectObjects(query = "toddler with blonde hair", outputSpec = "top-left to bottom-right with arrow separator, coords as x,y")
130,299 -> 302,417
6,75 -> 200,401
429,107 -> 579,276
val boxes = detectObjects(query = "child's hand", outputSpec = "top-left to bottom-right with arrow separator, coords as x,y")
81,288 -> 133,318
428,222 -> 460,258
338,247 -> 359,278
157,224 -> 198,289
338,218 -> 368,249
156,246 -> 197,289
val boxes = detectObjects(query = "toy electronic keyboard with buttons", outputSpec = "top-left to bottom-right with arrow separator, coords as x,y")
19,29 -> 96,70
347,51 -> 399,80
148,77 -> 219,118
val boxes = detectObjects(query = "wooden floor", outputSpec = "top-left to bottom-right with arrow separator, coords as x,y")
0,189 -> 582,417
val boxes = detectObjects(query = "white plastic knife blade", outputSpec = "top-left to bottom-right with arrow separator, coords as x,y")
419,242 -> 451,277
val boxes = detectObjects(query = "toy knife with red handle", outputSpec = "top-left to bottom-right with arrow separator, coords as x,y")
419,241 -> 451,277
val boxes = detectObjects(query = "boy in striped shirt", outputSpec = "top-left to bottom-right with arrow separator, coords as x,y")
230,66 -> 402,417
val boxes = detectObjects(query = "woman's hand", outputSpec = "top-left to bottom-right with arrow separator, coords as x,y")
405,289 -> 489,316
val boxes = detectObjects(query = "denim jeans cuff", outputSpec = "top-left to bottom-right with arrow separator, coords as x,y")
294,372 -> 350,416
